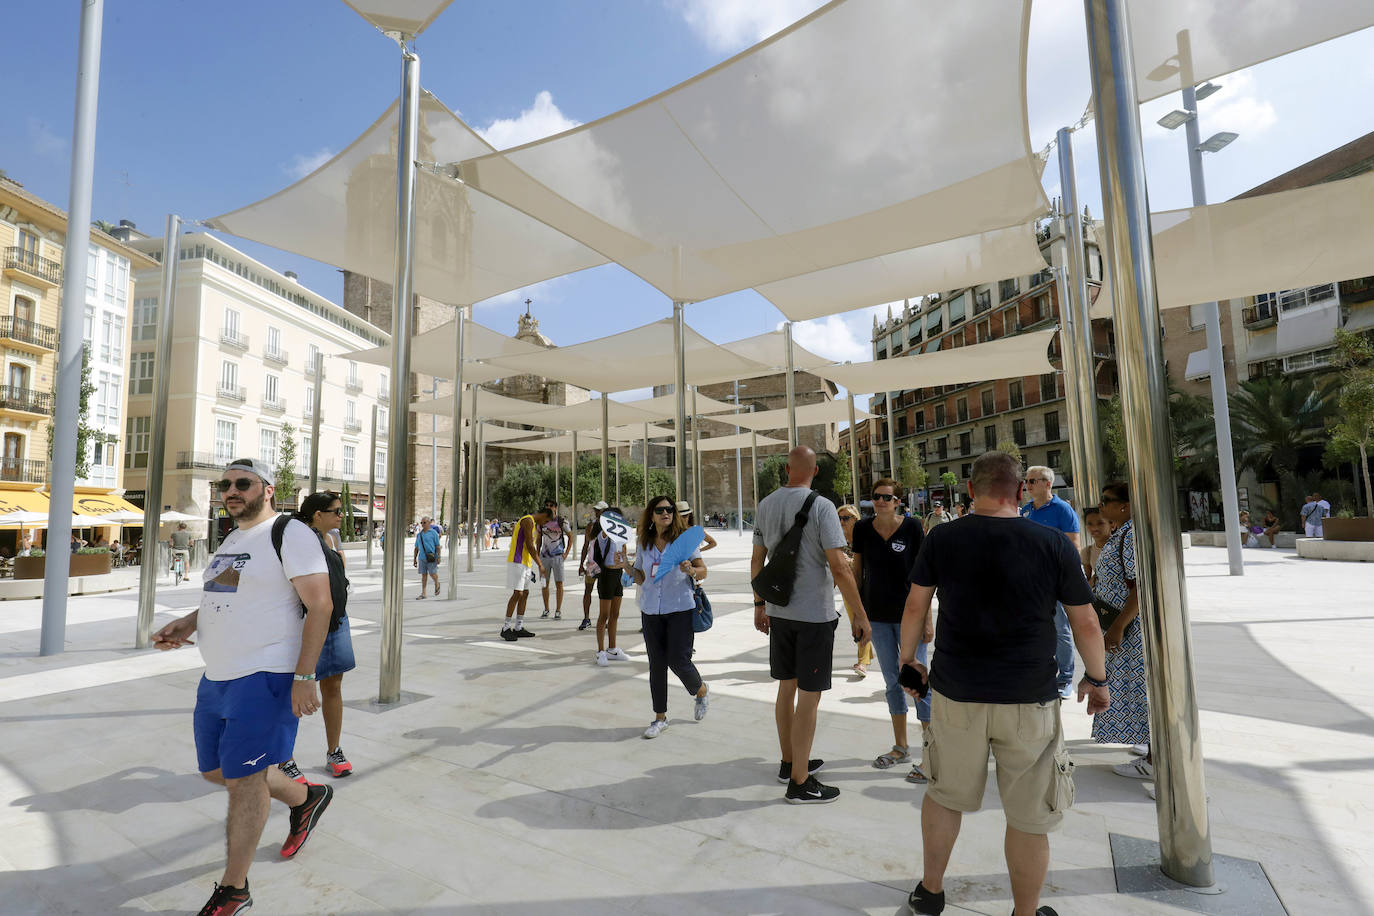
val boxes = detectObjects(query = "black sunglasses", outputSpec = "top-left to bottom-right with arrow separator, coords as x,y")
216,477 -> 256,492
325,507 -> 344,516
872,493 -> 897,502
652,506 -> 675,515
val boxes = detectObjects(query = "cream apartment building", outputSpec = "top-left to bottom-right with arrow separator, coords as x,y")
123,231 -> 390,538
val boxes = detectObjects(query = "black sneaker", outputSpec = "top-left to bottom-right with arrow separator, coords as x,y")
278,759 -> 305,784
578,618 -> 592,630
1028,909 -> 1058,916
783,774 -> 840,804
540,609 -> 550,618
512,627 -> 536,638
907,881 -> 944,914
500,628 -> 518,641
198,880 -> 252,915
776,758 -> 825,784
280,783 -> 333,858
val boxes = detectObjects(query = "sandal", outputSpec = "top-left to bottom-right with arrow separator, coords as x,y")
851,663 -> 868,678
873,745 -> 910,769
905,764 -> 927,784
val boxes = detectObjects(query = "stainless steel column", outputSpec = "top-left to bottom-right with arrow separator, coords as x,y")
672,301 -> 688,500
466,386 -> 478,572
1057,127 -> 1105,510
1084,0 -> 1214,886
308,351 -> 323,493
615,443 -> 621,506
430,376 -> 439,518
734,380 -> 744,535
135,213 -> 179,648
642,423 -> 650,509
783,321 -> 798,448
690,386 -> 702,514
847,394 -> 861,504
378,45 -> 420,705
42,0 -> 104,656
570,431 -> 580,559
367,404 -> 377,568
884,391 -> 897,479
448,308 -> 466,593
1180,82 -> 1243,576
750,423 -> 759,522
601,393 -> 610,500
477,421 -> 487,544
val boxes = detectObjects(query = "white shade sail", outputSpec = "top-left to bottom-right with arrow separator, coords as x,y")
817,328 -> 1058,395
628,392 -> 738,419
484,319 -> 769,393
756,223 -> 1049,321
208,93 -> 607,308
677,432 -> 789,453
715,399 -> 874,432
500,433 -> 610,453
497,398 -> 667,430
607,423 -> 677,441
1092,171 -> 1374,319
343,318 -> 549,385
721,330 -> 833,373
339,0 -> 454,36
458,0 -> 1048,303
1128,2 -> 1374,104
412,389 -> 559,423
414,422 -> 547,444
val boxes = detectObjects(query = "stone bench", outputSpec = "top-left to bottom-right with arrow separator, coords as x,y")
1296,537 -> 1374,562
1187,530 -> 1297,549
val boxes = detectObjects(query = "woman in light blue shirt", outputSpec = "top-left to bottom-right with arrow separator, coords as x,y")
629,494 -> 710,738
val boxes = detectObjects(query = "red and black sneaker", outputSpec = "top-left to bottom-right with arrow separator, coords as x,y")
197,880 -> 252,915
278,759 -> 306,784
326,746 -> 353,778
280,782 -> 333,858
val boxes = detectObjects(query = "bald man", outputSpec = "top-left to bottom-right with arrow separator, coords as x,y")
752,446 -> 871,804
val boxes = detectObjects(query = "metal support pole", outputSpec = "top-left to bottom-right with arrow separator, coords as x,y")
615,443 -> 621,507
448,309 -> 466,592
309,351 -> 323,493
466,385 -> 478,572
672,301 -> 688,500
847,394 -> 861,505
884,391 -> 898,479
477,423 -> 487,535
367,404 -> 377,568
735,380 -> 744,535
1084,0 -> 1214,886
783,321 -> 798,448
601,393 -> 610,500
642,423 -> 650,509
378,45 -> 420,705
1180,82 -> 1243,576
690,386 -> 702,514
554,449 -> 560,510
1057,127 -> 1106,512
570,432 -> 580,559
42,0 -> 104,656
431,377 -> 439,519
135,213 -> 179,648
750,424 -> 759,523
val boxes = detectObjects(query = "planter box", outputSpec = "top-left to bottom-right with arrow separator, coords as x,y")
13,553 -> 112,580
1323,517 -> 1374,542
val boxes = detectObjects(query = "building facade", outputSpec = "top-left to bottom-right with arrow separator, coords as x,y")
124,232 -> 390,539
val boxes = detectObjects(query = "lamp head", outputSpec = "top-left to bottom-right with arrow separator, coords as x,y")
1157,110 -> 1193,130
1197,131 -> 1238,153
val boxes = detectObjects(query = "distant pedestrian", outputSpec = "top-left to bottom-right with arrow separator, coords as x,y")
677,501 -> 717,551
629,495 -> 710,737
412,517 -> 441,599
924,503 -> 948,533
500,505 -> 550,640
851,479 -> 929,783
752,447 -> 871,803
591,509 -> 630,666
577,501 -> 609,631
1019,465 -> 1080,701
836,504 -> 875,678
538,500 -> 570,620
900,451 -> 1108,916
1300,492 -> 1330,538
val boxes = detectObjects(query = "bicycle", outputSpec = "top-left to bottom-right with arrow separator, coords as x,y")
170,549 -> 188,586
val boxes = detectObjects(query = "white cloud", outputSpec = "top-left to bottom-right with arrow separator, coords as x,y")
1204,72 -> 1278,138
28,118 -> 65,157
787,300 -> 891,366
477,91 -> 580,150
285,148 -> 336,180
669,0 -> 825,53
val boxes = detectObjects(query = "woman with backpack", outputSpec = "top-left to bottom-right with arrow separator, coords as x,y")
627,495 -> 710,738
278,492 -> 355,782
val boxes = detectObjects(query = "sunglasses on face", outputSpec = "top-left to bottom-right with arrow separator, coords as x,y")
652,506 -> 675,516
325,507 -> 344,516
872,493 -> 897,502
1025,478 -> 1049,484
216,478 -> 256,492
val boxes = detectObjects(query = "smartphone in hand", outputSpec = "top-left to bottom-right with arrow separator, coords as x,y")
899,663 -> 929,698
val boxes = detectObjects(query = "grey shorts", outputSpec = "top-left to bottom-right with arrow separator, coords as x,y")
541,554 -> 565,583
418,555 -> 439,576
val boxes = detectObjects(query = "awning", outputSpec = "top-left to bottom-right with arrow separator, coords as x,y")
1345,307 -> 1374,334
458,0 -> 1048,303
1183,349 -> 1211,381
0,489 -> 50,515
1276,303 -> 1340,358
816,328 -> 1057,395
73,493 -> 144,518
339,0 -> 454,37
1245,332 -> 1277,363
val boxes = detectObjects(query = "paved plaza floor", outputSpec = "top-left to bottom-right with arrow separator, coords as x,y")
1,533 -> 1371,914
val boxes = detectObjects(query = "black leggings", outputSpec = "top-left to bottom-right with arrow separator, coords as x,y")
640,610 -> 701,715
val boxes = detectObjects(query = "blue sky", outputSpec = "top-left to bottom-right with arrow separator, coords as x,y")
3,0 -> 1373,374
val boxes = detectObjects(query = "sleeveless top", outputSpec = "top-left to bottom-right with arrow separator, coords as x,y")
507,515 -> 536,566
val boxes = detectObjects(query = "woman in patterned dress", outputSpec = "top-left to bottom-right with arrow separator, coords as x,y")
1091,480 -> 1153,779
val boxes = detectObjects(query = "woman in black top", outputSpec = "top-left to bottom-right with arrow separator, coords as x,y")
852,478 -> 931,782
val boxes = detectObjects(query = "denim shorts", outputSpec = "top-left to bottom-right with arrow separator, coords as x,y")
193,671 -> 299,779
315,616 -> 356,680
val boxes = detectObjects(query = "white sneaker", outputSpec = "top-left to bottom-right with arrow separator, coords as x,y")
605,646 -> 630,661
595,650 -> 609,667
1129,744 -> 1148,758
643,718 -> 668,739
1114,758 -> 1154,779
694,687 -> 709,721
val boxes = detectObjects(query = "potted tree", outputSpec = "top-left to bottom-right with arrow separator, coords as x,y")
1325,330 -> 1374,541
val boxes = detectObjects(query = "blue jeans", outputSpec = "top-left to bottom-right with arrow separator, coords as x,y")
1055,602 -> 1075,698
869,621 -> 931,723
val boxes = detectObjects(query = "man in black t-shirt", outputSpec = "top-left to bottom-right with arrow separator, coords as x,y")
897,451 -> 1110,916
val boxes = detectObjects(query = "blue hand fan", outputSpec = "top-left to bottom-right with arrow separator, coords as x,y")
653,525 -> 705,582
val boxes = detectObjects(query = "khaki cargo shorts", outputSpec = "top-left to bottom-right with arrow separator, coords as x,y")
923,690 -> 1075,834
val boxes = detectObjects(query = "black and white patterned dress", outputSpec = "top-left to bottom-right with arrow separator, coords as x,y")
1091,520 -> 1150,745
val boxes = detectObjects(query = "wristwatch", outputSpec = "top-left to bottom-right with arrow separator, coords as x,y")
1081,672 -> 1108,688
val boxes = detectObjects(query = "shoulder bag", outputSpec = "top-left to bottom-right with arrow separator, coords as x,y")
750,491 -> 820,607
1091,530 -> 1128,632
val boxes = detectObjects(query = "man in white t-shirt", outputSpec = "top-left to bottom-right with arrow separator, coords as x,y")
153,458 -> 335,916
1300,492 -> 1330,538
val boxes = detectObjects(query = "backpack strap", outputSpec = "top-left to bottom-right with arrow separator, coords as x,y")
270,514 -> 291,564
793,491 -> 820,528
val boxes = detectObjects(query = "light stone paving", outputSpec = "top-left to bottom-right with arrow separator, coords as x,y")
0,533 -> 1370,914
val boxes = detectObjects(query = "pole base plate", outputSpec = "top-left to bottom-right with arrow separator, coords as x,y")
1109,833 -> 1287,914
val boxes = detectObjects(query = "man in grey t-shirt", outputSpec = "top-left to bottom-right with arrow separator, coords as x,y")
752,446 -> 871,804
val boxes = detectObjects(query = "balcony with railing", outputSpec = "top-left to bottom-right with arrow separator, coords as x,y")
377,388 -> 390,405
176,451 -> 225,470
344,417 -> 362,433
262,396 -> 286,413
999,278 -> 1020,301
264,346 -> 289,366
1243,301 -> 1277,329
3,247 -> 62,287
220,327 -> 249,350
305,359 -> 325,379
345,376 -> 363,393
0,385 -> 53,416
217,383 -> 246,402
1256,284 -> 1337,314
0,457 -> 47,483
0,315 -> 58,353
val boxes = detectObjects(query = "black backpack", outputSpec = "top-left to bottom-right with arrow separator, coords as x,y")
750,491 -> 819,607
271,515 -> 349,632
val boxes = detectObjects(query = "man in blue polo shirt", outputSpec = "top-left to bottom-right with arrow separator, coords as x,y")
1020,466 -> 1080,701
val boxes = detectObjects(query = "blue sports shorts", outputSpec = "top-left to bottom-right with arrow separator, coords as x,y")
193,671 -> 299,779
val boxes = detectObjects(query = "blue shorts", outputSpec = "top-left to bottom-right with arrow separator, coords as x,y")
418,555 -> 439,575
193,671 -> 299,779
315,617 -> 356,680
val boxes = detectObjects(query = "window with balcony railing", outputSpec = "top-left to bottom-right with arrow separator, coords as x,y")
999,278 -> 1020,301
0,386 -> 53,415
974,289 -> 992,314
3,246 -> 62,284
936,437 -> 948,460
1009,380 -> 1024,409
956,398 -> 968,423
220,327 -> 249,349
1012,418 -> 1027,446
0,315 -> 58,350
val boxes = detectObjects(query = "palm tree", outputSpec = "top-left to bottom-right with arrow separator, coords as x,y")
1230,375 -> 1336,513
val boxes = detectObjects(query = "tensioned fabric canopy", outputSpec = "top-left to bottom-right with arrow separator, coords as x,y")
457,0 -> 1048,303
629,392 -> 738,419
672,432 -> 789,453
755,223 -> 1049,321
720,331 -> 832,373
708,399 -> 875,433
208,93 -> 607,308
411,389 -> 559,424
500,433 -> 613,454
817,328 -> 1058,395
1128,1 -> 1374,104
1091,170 -> 1374,319
496,398 -> 666,430
414,423 -> 549,444
344,318 -> 547,384
339,0 -> 454,36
